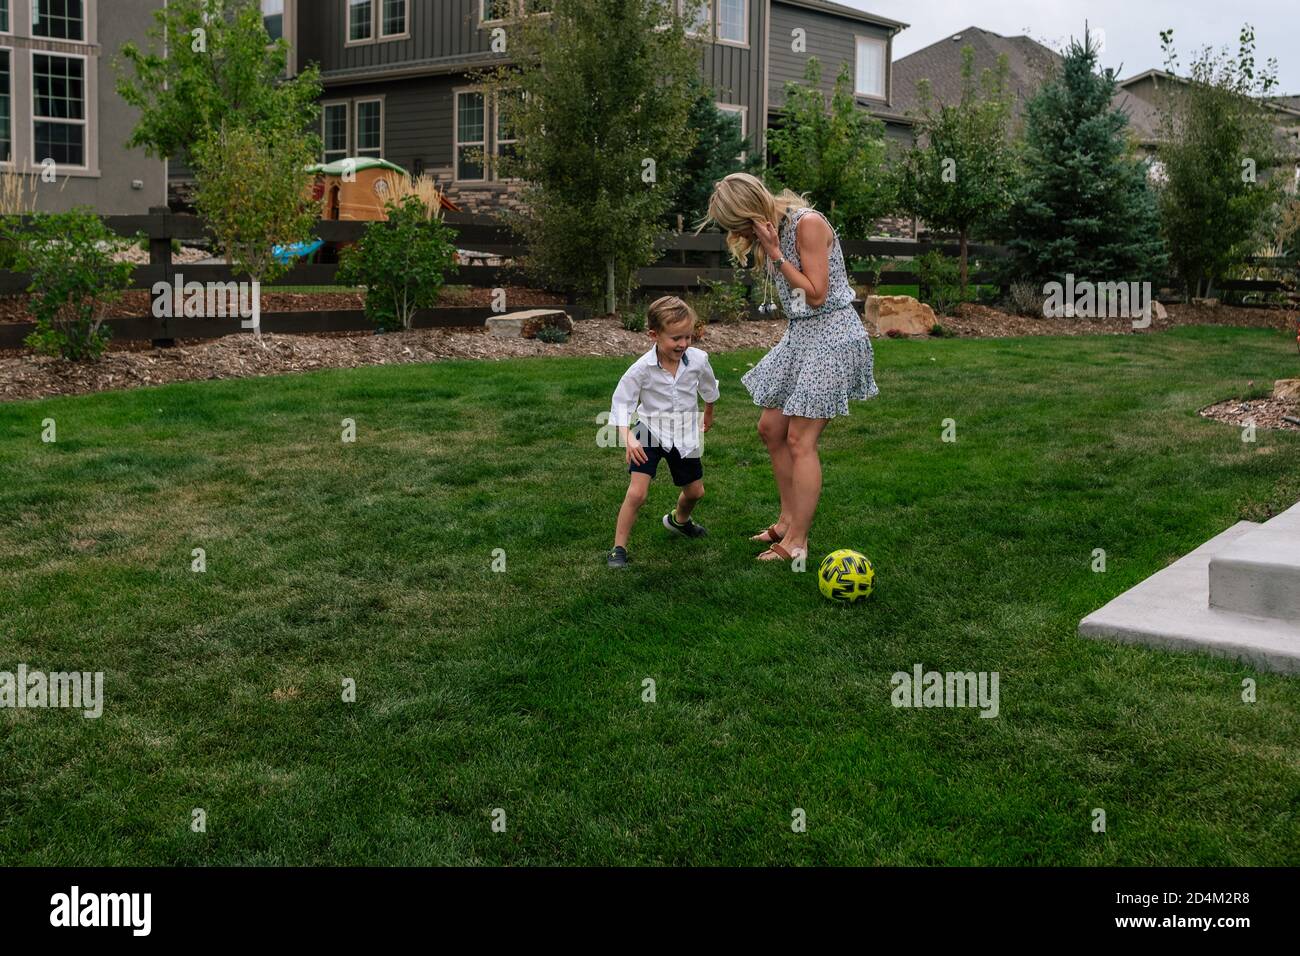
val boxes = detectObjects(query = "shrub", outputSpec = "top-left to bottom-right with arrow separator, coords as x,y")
536,325 -> 569,344
337,196 -> 459,331
621,306 -> 647,333
6,210 -> 137,361
1007,280 -> 1047,317
930,323 -> 957,338
915,251 -> 963,315
698,275 -> 750,324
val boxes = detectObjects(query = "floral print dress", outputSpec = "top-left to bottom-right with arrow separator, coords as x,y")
741,207 -> 879,419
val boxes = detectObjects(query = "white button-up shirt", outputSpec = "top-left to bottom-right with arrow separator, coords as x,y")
610,346 -> 720,458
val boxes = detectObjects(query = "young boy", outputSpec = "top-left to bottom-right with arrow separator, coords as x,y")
607,296 -> 719,568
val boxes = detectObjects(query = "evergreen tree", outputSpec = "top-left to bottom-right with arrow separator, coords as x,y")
666,80 -> 758,229
1008,32 -> 1167,285
896,47 -> 1017,294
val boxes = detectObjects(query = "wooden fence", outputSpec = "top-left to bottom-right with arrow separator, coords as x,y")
0,208 -> 1293,348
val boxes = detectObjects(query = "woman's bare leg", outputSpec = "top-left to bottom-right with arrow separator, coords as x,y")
760,415 -> 828,559
754,407 -> 794,539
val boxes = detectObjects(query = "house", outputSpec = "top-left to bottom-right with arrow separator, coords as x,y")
3,0 -> 167,214
894,27 -> 1300,180
257,0 -> 912,216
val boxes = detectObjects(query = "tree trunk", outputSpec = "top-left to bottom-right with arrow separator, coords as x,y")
959,228 -> 970,299
606,258 -> 616,317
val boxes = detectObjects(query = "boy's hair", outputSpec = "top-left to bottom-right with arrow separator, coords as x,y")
647,295 -> 696,333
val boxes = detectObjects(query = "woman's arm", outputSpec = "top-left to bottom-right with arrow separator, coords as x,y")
753,214 -> 833,308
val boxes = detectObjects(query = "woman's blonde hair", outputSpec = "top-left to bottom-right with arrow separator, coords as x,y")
703,172 -> 810,269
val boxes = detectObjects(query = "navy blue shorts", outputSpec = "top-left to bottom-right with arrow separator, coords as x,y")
627,422 -> 703,487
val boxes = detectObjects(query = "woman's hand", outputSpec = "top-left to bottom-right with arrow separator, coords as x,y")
752,219 -> 781,261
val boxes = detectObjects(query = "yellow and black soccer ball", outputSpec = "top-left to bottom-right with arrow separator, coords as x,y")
818,549 -> 875,603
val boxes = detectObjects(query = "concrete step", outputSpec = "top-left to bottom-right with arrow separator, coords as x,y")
1079,520 -> 1300,674
1209,503 -> 1300,621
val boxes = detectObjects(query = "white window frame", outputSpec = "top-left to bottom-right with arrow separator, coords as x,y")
354,96 -> 384,159
679,0 -> 711,38
493,92 -> 522,182
321,99 -> 350,163
715,0 -> 747,48
261,0 -> 284,42
854,34 -> 887,101
345,0 -> 373,45
0,45 -> 11,166
716,102 -> 747,160
454,87 -> 487,183
30,48 -> 90,173
378,0 -> 409,39
32,0 -> 87,43
0,0 -> 11,36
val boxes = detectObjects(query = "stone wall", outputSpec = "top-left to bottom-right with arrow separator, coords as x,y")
429,167 -> 529,219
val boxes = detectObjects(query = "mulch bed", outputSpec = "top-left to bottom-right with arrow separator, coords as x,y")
2,294 -> 1297,404
1199,396 -> 1300,432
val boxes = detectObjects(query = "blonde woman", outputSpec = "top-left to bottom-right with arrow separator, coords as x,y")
705,172 -> 878,562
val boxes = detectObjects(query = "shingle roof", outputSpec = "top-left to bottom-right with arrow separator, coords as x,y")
892,26 -> 1164,144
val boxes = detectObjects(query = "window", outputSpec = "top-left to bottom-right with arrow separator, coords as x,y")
0,0 -> 9,34
0,51 -> 9,163
456,91 -> 485,181
495,94 -> 520,175
322,102 -> 349,164
33,53 -> 86,166
717,0 -> 745,44
854,35 -> 886,99
32,0 -> 84,41
262,0 -> 283,41
348,0 -> 372,42
481,0 -> 511,21
356,99 -> 382,158
381,0 -> 406,37
680,0 -> 710,36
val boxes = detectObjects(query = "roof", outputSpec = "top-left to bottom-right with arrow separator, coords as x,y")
893,27 -> 1165,143
891,26 -> 1061,121
307,158 -> 408,176
774,0 -> 907,33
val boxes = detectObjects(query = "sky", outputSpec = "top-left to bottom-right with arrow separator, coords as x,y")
852,0 -> 1299,94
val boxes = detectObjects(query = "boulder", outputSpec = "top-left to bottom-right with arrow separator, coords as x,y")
1274,379 -> 1300,402
485,309 -> 572,339
871,295 -> 936,336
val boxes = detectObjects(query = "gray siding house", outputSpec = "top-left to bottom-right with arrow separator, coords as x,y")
268,0 -> 910,215
5,0 -> 166,214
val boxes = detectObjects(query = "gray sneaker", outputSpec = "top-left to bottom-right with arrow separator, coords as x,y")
607,545 -> 629,568
663,512 -> 708,538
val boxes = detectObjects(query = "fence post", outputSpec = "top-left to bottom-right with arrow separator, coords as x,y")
148,206 -> 174,348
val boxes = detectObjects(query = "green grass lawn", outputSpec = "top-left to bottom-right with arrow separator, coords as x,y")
2,326 -> 1298,865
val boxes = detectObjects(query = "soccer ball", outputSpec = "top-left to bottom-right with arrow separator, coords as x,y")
818,549 -> 875,603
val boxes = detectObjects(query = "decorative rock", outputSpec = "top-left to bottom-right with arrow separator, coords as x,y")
1273,379 -> 1300,402
485,316 -> 525,338
871,295 -> 936,336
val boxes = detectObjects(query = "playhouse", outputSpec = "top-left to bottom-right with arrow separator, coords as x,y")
307,158 -> 460,220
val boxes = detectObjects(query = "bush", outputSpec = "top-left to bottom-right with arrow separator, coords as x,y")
915,251 -> 963,315
698,275 -> 750,324
337,196 -> 459,331
5,210 -> 137,361
1007,280 -> 1047,317
621,306 -> 647,333
536,325 -> 569,344
929,323 -> 957,338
